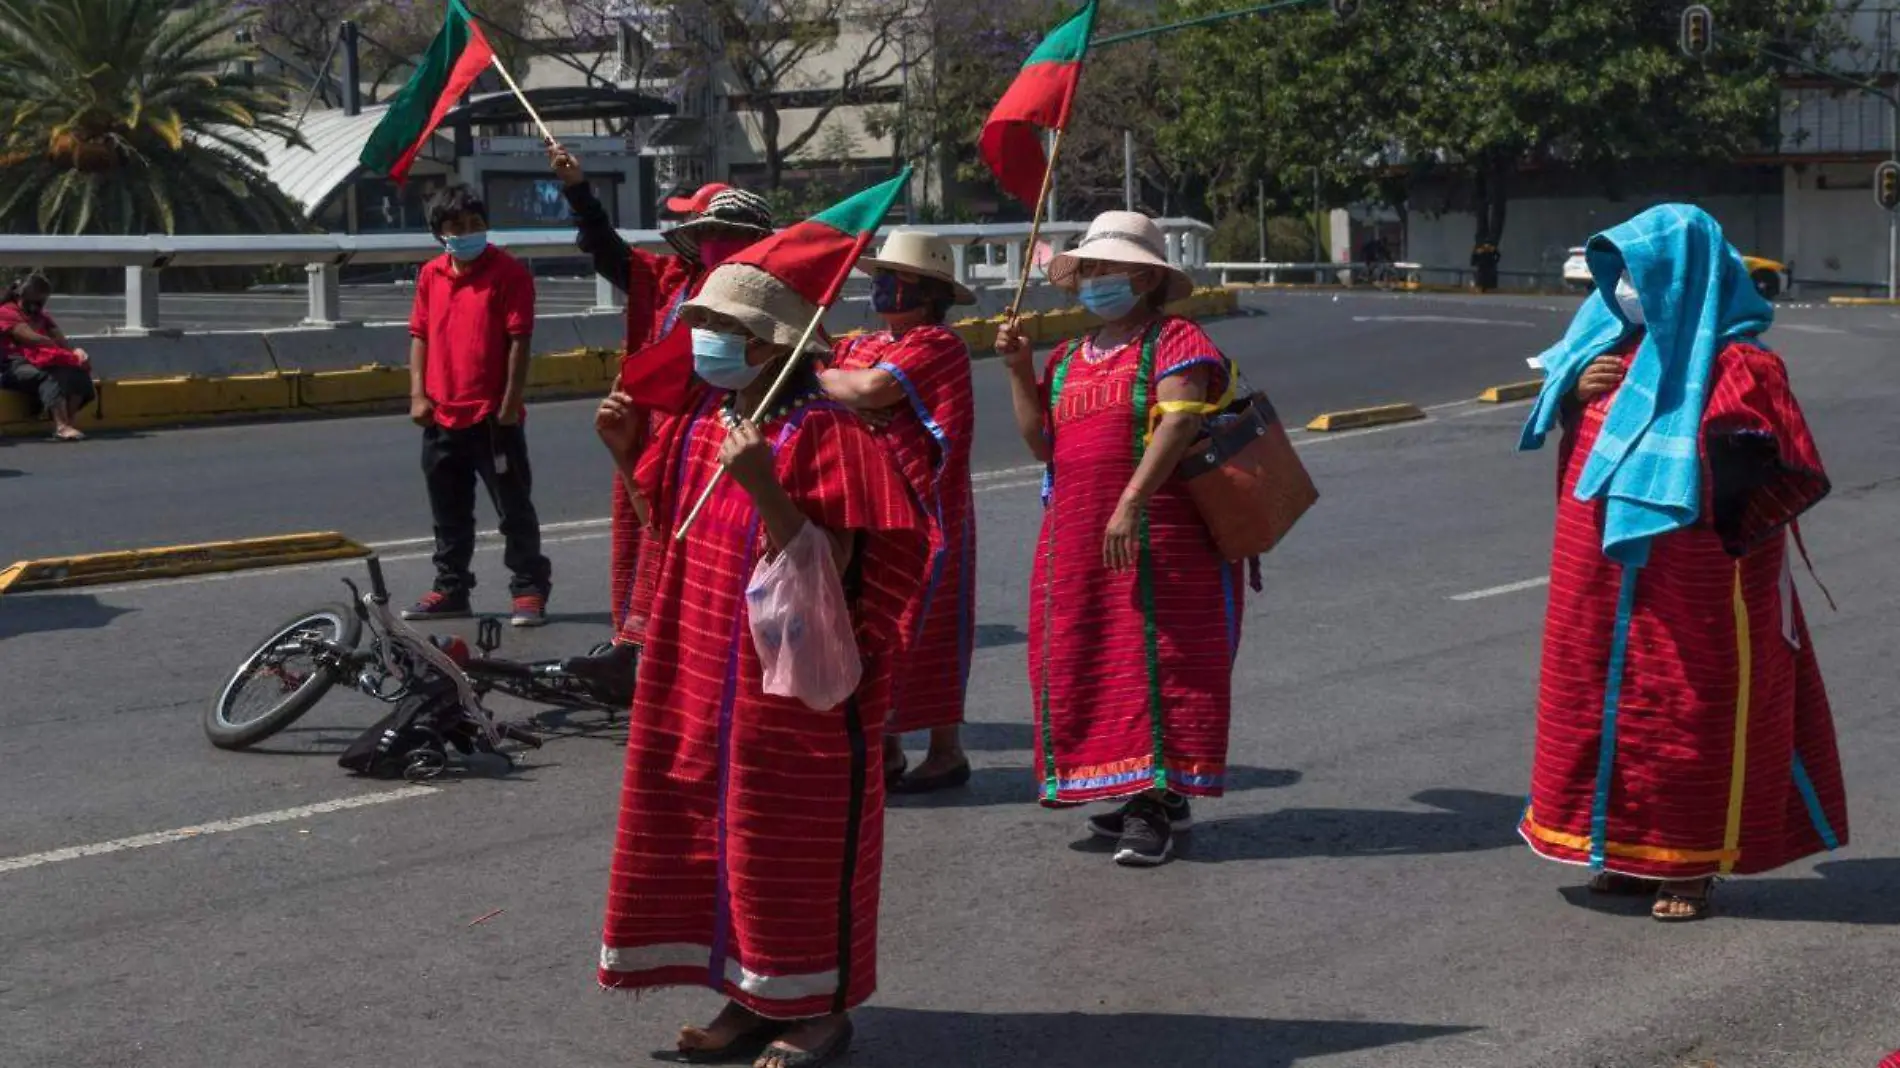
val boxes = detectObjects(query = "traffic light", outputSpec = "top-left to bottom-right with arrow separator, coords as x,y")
1680,5 -> 1713,59
1330,0 -> 1361,21
1878,161 -> 1900,212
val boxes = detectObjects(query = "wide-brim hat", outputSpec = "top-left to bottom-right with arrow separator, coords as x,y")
1047,211 -> 1194,303
855,229 -> 976,305
680,263 -> 830,356
663,188 -> 776,261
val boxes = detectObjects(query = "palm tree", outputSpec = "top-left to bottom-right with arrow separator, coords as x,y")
0,0 -> 308,235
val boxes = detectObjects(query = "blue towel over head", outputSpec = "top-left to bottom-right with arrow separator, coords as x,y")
1519,204 -> 1773,567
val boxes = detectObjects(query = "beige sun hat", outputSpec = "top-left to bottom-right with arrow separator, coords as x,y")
1046,211 -> 1194,303
855,229 -> 976,305
680,263 -> 830,355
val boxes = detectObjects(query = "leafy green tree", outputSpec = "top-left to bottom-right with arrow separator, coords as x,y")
0,0 -> 307,235
1160,0 -> 1843,255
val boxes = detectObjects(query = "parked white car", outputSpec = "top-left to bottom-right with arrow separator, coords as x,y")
1562,247 -> 1591,290
1562,245 -> 1788,300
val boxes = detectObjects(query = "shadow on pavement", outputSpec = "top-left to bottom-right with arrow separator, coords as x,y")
955,719 -> 1034,751
1167,789 -> 1525,864
851,1007 -> 1476,1068
0,593 -> 135,639
0,467 -> 21,478
973,622 -> 1027,650
890,764 -> 1301,811
1554,858 -> 1900,926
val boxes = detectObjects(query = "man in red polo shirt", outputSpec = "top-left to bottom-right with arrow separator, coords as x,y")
403,185 -> 553,626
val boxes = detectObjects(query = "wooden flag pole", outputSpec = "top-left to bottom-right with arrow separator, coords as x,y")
487,53 -> 557,145
671,301 -> 832,542
1005,126 -> 1069,321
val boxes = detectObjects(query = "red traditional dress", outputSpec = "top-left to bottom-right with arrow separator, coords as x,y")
599,384 -> 928,1019
829,326 -> 976,734
1519,341 -> 1848,880
608,251 -> 701,648
1029,316 -> 1244,804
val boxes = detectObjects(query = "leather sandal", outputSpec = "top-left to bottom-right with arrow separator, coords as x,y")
1651,880 -> 1714,923
653,1020 -> 786,1064
756,1020 -> 854,1068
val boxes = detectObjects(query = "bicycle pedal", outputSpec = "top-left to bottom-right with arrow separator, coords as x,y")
476,617 -> 503,654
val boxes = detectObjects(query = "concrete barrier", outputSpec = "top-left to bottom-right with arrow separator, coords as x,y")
0,288 -> 1238,437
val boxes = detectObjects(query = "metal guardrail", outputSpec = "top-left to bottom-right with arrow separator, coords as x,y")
0,220 -> 1214,334
1210,260 -> 1568,291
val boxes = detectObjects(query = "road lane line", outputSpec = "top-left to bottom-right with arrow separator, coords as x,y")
1449,576 -> 1549,602
0,786 -> 437,875
37,418 -> 1486,596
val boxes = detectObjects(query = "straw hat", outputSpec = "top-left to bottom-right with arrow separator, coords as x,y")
856,229 -> 976,305
680,263 -> 830,355
1047,211 -> 1194,303
663,188 -> 776,261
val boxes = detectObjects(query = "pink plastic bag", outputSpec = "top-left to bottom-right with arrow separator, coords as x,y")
745,522 -> 862,710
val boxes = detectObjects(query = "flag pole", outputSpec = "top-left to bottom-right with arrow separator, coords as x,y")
487,53 -> 557,145
671,301 -> 832,542
1005,126 -> 1068,321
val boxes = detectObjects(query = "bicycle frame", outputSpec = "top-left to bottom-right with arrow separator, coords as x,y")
343,557 -> 506,750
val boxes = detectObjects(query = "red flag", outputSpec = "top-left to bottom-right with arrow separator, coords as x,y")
724,169 -> 911,307
979,0 -> 1099,210
359,1 -> 496,184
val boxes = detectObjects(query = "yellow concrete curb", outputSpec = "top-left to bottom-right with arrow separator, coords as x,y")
0,291 -> 1241,436
1304,403 -> 1427,432
1478,380 -> 1543,403
0,531 -> 371,594
1827,296 -> 1900,306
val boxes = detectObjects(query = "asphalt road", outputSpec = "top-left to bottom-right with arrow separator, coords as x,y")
4,291 -> 1899,1068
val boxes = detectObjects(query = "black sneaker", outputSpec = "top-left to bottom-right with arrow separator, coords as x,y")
401,589 -> 472,621
1113,797 -> 1173,867
1088,792 -> 1192,839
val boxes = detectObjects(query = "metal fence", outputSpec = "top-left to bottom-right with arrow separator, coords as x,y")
1209,261 -> 1570,292
0,220 -> 1214,334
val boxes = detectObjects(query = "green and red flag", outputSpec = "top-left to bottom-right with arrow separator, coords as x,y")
980,0 -> 1099,210
726,168 -> 912,307
359,0 -> 496,183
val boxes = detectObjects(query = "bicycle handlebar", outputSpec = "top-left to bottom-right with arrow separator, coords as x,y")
365,556 -> 389,605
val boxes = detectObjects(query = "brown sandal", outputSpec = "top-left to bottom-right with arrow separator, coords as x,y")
1651,879 -> 1713,923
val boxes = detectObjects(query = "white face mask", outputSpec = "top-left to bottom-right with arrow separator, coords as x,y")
1614,274 -> 1645,325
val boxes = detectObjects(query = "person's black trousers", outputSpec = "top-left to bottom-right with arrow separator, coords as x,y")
420,420 -> 552,598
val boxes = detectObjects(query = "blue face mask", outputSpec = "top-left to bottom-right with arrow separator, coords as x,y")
1079,275 -> 1140,320
692,329 -> 761,390
872,272 -> 929,314
443,231 -> 489,261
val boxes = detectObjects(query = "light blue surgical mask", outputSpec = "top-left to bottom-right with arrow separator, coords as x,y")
443,231 -> 489,261
1079,275 -> 1140,320
692,329 -> 761,390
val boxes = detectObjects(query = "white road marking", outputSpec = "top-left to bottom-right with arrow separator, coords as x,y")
1449,576 -> 1549,602
1351,315 -> 1539,328
37,414 -> 1498,597
1774,324 -> 1849,335
0,786 -> 437,876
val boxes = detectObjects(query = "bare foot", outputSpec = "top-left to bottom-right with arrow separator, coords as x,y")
909,748 -> 967,780
53,425 -> 85,441
756,1014 -> 852,1068
1651,878 -> 1713,922
677,1001 -> 770,1056
882,734 -> 906,783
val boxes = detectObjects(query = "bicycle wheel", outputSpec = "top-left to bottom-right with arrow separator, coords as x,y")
205,604 -> 362,750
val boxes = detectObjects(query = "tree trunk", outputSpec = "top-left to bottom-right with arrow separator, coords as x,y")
759,105 -> 785,189
1470,152 -> 1510,291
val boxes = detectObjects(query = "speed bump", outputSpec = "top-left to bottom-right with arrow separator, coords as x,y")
1478,380 -> 1543,403
0,532 -> 371,594
1304,403 -> 1426,432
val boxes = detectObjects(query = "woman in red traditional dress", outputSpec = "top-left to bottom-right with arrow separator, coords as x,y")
594,263 -> 926,1067
996,211 -> 1244,867
551,145 -> 774,667
1517,204 -> 1847,922
820,231 -> 978,794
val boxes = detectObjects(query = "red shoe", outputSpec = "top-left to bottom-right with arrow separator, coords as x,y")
401,590 -> 472,621
510,590 -> 549,628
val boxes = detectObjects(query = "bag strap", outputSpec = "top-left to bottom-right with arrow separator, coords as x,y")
1789,519 -> 1837,612
1143,345 -> 1237,444
1046,339 -> 1079,415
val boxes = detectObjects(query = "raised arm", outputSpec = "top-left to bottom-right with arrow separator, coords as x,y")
994,318 -> 1050,464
